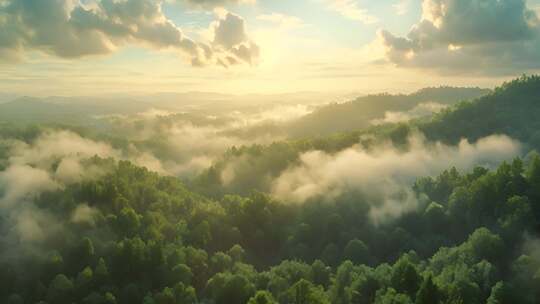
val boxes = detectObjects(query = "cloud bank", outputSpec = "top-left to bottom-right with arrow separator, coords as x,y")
0,0 -> 259,66
0,102 -> 312,246
379,0 -> 540,74
0,131 -> 117,246
101,104 -> 312,177
212,11 -> 260,66
271,133 -> 522,223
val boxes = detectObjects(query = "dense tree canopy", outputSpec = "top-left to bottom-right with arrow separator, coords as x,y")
1,76 -> 540,303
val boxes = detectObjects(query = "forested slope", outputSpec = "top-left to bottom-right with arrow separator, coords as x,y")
420,75 -> 540,148
287,87 -> 489,138
196,76 -> 540,197
1,76 -> 540,304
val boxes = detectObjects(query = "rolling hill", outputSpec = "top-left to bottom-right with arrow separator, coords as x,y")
287,87 -> 490,137
196,76 -> 540,197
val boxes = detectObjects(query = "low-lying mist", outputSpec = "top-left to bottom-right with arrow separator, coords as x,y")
271,133 -> 521,223
0,104 -> 318,247
0,92 -> 526,245
100,104 -> 314,177
371,102 -> 448,125
0,131 -> 117,249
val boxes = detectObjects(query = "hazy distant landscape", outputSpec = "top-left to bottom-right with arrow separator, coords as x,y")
1,76 -> 540,304
2,0 -> 540,304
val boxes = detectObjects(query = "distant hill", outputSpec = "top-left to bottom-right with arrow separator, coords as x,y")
420,75 -> 540,149
0,96 -> 152,124
287,87 -> 491,137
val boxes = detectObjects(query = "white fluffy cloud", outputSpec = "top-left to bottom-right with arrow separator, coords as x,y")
379,0 -> 540,74
212,12 -> 260,66
271,133 -> 521,223
0,0 -> 259,67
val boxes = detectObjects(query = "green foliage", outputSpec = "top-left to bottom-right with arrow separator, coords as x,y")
288,87 -> 489,138
391,257 -> 421,297
415,275 -> 441,304
375,288 -> 413,304
2,76 -> 540,304
3,151 -> 540,304
286,279 -> 330,304
344,239 -> 370,265
47,274 -> 74,304
207,273 -> 255,304
486,282 -> 511,304
248,291 -> 278,304
420,75 -> 540,148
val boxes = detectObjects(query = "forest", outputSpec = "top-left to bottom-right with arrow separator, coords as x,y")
1,76 -> 540,304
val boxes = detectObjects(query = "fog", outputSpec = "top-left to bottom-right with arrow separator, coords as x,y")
0,131 -> 118,247
0,104 -> 317,246
271,133 -> 522,223
0,0 -> 538,300
101,104 -> 314,177
0,89 -> 527,244
371,102 -> 448,125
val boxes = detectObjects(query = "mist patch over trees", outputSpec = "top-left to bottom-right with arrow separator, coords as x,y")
197,76 -> 540,199
2,148 -> 540,303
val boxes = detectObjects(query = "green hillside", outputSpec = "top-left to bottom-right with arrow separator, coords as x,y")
196,76 -> 540,197
288,87 -> 490,137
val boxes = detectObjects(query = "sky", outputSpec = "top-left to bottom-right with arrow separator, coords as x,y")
1,0 -> 540,97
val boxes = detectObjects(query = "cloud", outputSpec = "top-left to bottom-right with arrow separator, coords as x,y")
8,130 -> 119,169
392,0 -> 410,16
0,0 -> 197,60
1,130 -> 122,190
271,133 -> 521,223
181,0 -> 256,9
379,0 -> 540,74
14,207 -> 62,242
370,102 -> 447,125
0,0 -> 258,67
54,157 -> 86,183
324,0 -> 378,24
0,102 -> 313,243
257,13 -> 307,30
229,104 -> 314,126
102,104 -> 311,177
0,164 -> 60,245
1,128 -> 212,179
0,165 -> 59,208
71,204 -> 100,226
0,130 -> 119,245
212,12 -> 260,65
